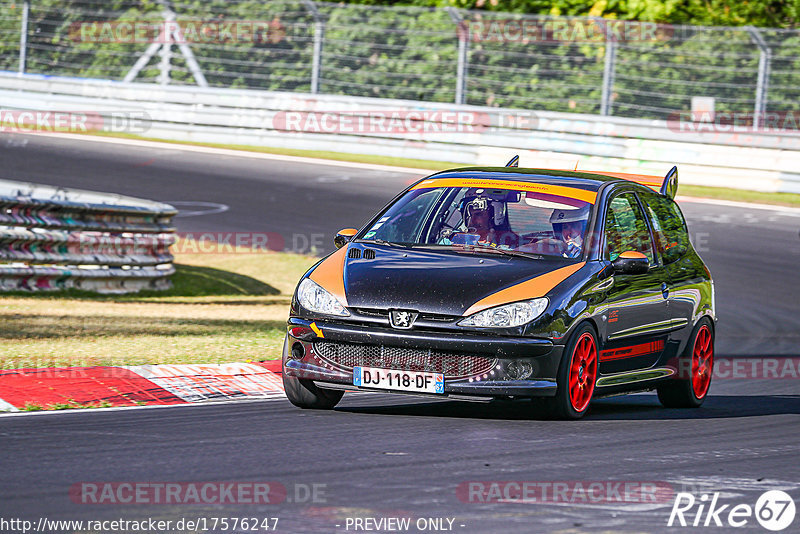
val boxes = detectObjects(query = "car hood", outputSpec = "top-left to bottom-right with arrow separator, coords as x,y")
311,244 -> 582,317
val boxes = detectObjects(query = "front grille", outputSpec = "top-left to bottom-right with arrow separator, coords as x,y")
353,308 -> 386,318
348,248 -> 361,259
421,313 -> 456,323
353,308 -> 457,323
313,342 -> 496,379
362,249 -> 376,259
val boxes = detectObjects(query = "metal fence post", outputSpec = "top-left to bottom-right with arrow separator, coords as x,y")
447,8 -> 468,105
303,1 -> 324,94
163,7 -> 208,87
158,41 -> 172,85
600,35 -> 617,116
18,0 -> 29,75
124,42 -> 161,83
126,3 -> 208,86
747,26 -> 771,128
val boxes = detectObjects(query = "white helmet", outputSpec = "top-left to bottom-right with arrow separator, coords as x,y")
550,205 -> 589,225
550,206 -> 589,234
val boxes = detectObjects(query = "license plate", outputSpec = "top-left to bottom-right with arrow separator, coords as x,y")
353,366 -> 444,394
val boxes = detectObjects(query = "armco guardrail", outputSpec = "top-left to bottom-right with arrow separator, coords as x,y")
0,179 -> 176,293
1,72 -> 799,194
3,1 -> 799,122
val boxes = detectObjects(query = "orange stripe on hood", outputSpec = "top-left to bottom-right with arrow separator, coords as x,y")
309,246 -> 349,306
463,262 -> 585,316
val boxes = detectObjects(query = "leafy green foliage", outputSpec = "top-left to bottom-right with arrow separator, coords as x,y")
1,0 -> 798,119
348,0 -> 800,28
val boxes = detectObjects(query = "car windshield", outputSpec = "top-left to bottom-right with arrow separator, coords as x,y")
358,181 -> 593,259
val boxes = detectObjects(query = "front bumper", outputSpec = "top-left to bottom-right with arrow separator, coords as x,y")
285,317 -> 563,399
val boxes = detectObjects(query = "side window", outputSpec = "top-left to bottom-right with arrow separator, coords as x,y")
604,193 -> 655,263
641,193 -> 690,264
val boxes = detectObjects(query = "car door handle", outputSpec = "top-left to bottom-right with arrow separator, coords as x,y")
661,282 -> 669,298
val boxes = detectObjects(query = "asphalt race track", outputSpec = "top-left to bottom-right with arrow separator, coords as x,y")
2,134 -> 799,533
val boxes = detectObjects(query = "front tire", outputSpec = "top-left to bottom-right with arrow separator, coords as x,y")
282,335 -> 344,409
657,318 -> 714,408
545,323 -> 599,420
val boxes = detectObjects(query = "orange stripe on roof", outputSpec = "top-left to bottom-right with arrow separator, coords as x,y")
580,171 -> 663,191
309,246 -> 349,306
411,178 -> 597,204
463,263 -> 585,316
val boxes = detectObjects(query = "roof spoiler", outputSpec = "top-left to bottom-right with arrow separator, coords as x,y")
661,166 -> 678,199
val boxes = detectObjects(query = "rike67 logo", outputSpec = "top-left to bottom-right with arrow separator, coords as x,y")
668,490 -> 796,531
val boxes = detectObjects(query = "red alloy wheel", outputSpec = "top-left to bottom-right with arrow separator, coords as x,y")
691,325 -> 714,398
568,332 -> 598,412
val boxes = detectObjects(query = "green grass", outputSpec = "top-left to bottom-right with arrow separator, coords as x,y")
84,130 -> 800,207
0,239 -> 318,369
22,400 -> 114,411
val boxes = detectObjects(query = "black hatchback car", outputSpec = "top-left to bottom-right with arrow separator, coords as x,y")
283,161 -> 715,419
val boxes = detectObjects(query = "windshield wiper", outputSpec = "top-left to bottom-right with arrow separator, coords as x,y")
358,238 -> 413,249
449,244 -> 543,260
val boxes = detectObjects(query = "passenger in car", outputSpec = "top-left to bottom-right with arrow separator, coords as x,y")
550,205 -> 590,258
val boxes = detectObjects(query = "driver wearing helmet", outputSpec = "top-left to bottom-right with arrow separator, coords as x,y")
440,195 -> 519,248
550,205 -> 589,258
464,197 -> 496,242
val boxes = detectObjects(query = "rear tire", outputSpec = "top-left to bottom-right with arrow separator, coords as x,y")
282,335 -> 344,409
544,323 -> 598,420
657,318 -> 714,408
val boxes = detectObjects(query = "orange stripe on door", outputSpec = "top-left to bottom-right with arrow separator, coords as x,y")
309,246 -> 349,306
463,263 -> 585,316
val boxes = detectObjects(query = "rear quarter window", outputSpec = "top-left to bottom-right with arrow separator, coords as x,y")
641,192 -> 690,264
604,192 -> 656,263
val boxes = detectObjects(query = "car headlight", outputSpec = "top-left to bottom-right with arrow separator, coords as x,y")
458,298 -> 548,328
297,278 -> 349,317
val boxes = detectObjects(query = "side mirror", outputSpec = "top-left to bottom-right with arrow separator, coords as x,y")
334,228 -> 358,249
612,251 -> 650,275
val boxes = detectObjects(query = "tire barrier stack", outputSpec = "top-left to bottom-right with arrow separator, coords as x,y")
0,179 -> 176,294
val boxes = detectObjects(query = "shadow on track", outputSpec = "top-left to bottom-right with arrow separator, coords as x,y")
0,264 -> 281,300
336,394 -> 800,421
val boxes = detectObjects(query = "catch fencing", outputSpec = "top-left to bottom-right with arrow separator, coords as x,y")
0,179 -> 176,293
1,0 -> 800,123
